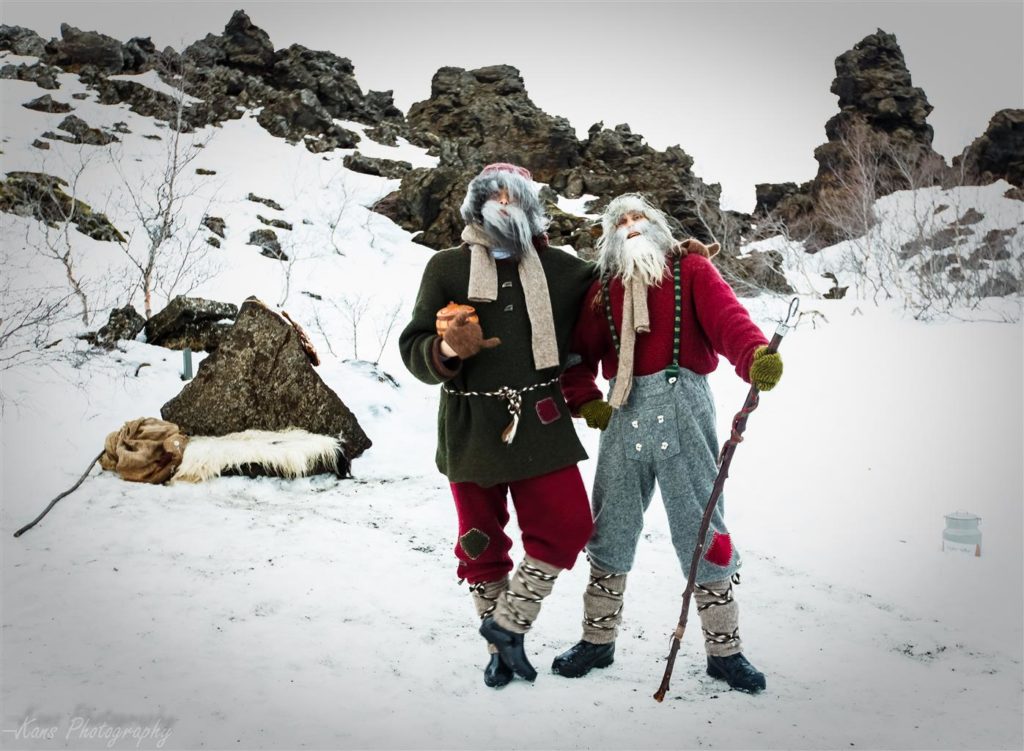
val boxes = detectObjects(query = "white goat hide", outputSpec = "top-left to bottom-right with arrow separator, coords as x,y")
171,428 -> 343,483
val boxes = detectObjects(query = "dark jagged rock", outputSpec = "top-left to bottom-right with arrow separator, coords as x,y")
271,44 -> 401,123
754,182 -> 800,217
247,193 -> 284,211
364,122 -> 402,146
827,29 -> 934,141
79,305 -> 146,349
568,122 -> 717,245
123,36 -> 157,72
256,88 -> 360,150
815,30 -> 946,194
145,295 -> 238,351
202,215 -> 226,237
41,130 -> 76,144
94,77 -> 186,127
10,12 -> 398,151
248,228 -> 285,259
22,94 -> 72,113
0,24 -> 47,56
372,164 -> 468,249
382,65 -> 725,255
31,139 -> 50,150
343,151 -> 412,179
407,65 -> 580,182
257,214 -> 292,230
183,10 -> 275,74
44,23 -> 127,73
175,64 -> 271,128
544,202 -> 598,257
0,61 -> 61,89
716,249 -> 794,296
176,10 -> 402,143
953,109 -> 1024,188
221,9 -> 275,72
56,114 -> 118,145
365,89 -> 402,121
160,296 -> 372,459
759,29 -> 947,248
0,171 -> 124,241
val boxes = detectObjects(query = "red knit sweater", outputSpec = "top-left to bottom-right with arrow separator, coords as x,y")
560,254 -> 769,413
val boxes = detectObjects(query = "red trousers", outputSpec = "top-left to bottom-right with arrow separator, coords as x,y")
450,464 -> 594,584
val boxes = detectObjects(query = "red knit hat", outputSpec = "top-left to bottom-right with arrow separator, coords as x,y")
479,162 -> 532,180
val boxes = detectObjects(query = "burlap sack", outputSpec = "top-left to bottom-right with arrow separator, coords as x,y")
99,417 -> 188,484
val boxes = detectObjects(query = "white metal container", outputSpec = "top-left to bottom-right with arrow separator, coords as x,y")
942,511 -> 982,556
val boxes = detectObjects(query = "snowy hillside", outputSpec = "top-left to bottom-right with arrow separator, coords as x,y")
2,50 -> 1023,751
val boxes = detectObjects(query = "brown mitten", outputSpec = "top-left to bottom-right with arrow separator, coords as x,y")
443,311 -> 501,359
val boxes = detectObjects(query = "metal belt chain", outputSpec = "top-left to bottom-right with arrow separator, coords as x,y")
443,375 -> 560,445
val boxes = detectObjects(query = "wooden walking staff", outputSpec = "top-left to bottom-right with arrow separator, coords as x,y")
653,297 -> 799,702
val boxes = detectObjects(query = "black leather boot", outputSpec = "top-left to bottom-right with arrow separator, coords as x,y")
479,616 -> 537,682
551,640 -> 615,678
706,653 -> 766,693
483,653 -> 514,688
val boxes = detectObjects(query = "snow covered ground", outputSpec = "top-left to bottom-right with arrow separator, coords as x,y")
2,54 -> 1023,750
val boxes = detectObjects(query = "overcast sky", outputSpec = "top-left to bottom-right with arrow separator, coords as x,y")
3,0 -> 1022,211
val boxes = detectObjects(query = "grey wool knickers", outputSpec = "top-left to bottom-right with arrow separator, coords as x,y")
586,368 -> 741,581
583,368 -> 745,655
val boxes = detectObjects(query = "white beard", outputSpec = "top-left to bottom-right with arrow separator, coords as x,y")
600,222 -> 670,287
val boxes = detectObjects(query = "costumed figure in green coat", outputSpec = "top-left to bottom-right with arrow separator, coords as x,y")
399,163 -> 598,688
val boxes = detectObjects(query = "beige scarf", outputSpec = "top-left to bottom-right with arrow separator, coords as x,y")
607,238 -> 720,408
461,224 -> 559,371
608,275 -> 651,408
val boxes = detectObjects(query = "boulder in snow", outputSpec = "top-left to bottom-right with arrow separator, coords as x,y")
160,296 -> 372,460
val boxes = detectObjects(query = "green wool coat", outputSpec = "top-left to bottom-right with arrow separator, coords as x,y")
399,243 -> 597,487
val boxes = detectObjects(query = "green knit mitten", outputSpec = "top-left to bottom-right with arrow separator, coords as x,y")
750,346 -> 783,391
579,399 -> 613,430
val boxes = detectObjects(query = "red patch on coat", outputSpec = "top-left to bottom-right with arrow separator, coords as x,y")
535,397 -> 561,425
704,531 -> 733,567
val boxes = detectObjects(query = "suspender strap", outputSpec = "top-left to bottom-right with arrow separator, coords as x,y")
603,254 -> 683,384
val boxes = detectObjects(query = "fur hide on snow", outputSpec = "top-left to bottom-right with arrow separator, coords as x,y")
170,428 -> 350,483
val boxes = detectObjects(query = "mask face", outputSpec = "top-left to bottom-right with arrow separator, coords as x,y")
481,198 -> 535,259
600,214 -> 673,286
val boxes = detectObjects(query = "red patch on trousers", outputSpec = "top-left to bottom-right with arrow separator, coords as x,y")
535,396 -> 561,425
704,532 -> 733,567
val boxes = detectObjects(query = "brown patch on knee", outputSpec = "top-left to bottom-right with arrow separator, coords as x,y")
459,528 -> 490,559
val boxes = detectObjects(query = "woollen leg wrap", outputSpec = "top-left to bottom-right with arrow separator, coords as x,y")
581,560 -> 628,645
469,576 -> 509,654
694,578 -> 743,657
494,554 -> 561,635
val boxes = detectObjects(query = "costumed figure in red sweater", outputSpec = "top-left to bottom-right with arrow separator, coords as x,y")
552,193 -> 783,693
